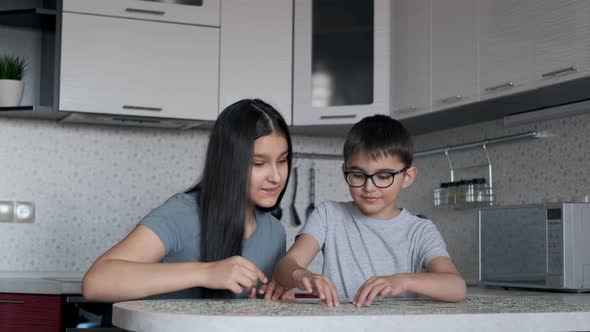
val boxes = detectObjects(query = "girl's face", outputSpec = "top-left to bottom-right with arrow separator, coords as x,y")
248,131 -> 289,208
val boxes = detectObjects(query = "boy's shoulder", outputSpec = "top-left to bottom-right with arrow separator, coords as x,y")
317,200 -> 355,215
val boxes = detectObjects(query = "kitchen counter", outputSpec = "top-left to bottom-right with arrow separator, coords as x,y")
113,287 -> 590,332
0,271 -> 83,294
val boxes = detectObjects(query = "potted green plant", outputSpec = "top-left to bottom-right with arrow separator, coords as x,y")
0,54 -> 27,107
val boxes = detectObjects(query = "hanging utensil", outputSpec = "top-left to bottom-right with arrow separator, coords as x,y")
290,167 -> 302,226
270,205 -> 282,220
305,167 -> 315,219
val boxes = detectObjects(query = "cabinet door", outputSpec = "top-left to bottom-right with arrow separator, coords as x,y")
391,0 -> 431,119
293,0 -> 391,125
431,0 -> 478,111
0,293 -> 62,332
59,13 -> 219,120
533,0 -> 590,87
478,0 -> 536,101
219,0 -> 293,124
63,0 -> 220,27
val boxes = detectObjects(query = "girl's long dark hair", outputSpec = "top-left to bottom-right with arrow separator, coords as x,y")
187,99 -> 292,298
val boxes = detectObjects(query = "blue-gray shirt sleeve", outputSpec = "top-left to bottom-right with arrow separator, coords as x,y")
139,193 -> 200,256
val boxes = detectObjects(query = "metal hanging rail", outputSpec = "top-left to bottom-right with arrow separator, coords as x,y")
292,131 -> 540,160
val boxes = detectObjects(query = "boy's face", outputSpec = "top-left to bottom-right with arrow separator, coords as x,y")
343,151 -> 416,220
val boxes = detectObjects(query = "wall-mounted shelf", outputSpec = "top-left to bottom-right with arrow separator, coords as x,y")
0,8 -> 56,29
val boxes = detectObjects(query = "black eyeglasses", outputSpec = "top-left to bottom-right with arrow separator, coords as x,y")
343,167 -> 408,188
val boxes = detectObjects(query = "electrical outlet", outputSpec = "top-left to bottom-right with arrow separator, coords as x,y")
0,201 -> 14,223
14,201 -> 35,223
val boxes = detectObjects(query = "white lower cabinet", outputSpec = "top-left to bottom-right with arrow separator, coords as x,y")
59,12 -> 219,120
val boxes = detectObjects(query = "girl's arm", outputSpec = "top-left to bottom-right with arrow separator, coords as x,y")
82,225 -> 266,302
273,234 -> 340,307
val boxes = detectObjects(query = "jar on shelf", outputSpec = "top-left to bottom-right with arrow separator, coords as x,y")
447,181 -> 458,204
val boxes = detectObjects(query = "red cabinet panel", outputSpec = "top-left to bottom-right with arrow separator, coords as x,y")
0,293 -> 62,332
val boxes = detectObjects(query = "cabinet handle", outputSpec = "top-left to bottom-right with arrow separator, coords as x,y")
0,300 -> 25,304
541,66 -> 577,78
125,8 -> 166,16
122,105 -> 163,112
319,115 -> 357,120
484,82 -> 514,92
439,95 -> 463,104
395,106 -> 417,114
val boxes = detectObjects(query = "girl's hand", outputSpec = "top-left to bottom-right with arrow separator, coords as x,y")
256,280 -> 295,300
353,274 -> 410,307
293,270 -> 339,307
204,256 -> 267,294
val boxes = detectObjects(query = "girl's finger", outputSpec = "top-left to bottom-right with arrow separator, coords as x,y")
248,288 -> 257,299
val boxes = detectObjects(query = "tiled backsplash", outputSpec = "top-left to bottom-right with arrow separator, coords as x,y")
2,109 -> 590,285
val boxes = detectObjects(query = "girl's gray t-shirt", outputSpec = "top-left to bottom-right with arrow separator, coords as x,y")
298,200 -> 450,300
139,193 -> 286,299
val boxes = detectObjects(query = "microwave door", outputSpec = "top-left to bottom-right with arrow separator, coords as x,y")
479,206 -> 548,287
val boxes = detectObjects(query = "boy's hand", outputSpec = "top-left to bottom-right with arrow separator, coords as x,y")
256,280 -> 295,300
293,270 -> 340,307
353,274 -> 410,307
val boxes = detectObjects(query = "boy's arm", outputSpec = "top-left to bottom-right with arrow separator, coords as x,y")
353,256 -> 467,306
273,234 -> 340,307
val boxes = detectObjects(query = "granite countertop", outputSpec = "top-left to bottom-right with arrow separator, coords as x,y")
113,288 -> 590,332
0,271 -> 83,295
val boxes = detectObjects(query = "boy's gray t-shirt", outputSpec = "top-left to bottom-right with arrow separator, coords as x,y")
139,193 -> 286,299
298,200 -> 450,300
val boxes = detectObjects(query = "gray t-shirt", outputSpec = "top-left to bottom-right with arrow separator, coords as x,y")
298,201 -> 450,300
140,192 -> 286,299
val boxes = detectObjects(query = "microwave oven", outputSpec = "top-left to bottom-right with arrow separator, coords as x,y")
478,203 -> 590,292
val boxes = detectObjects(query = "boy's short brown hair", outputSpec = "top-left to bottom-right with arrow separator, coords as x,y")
343,114 -> 413,167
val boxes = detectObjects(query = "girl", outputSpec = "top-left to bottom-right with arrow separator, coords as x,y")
82,99 -> 293,301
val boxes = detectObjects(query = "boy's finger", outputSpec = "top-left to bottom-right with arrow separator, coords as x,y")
258,284 -> 267,295
271,286 -> 284,300
355,285 -> 372,307
301,277 -> 313,293
353,284 -> 366,306
264,282 -> 276,300
366,286 -> 383,306
378,286 -> 392,298
328,280 -> 340,306
313,279 -> 326,301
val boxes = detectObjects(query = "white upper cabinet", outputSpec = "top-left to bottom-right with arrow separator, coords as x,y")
532,0 -> 590,87
62,0 -> 220,27
59,13 -> 219,120
219,0 -> 293,124
391,0 -> 431,119
478,0 -> 536,101
430,0 -> 478,111
293,0 -> 391,125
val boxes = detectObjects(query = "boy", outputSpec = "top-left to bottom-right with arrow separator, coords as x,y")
272,115 -> 466,307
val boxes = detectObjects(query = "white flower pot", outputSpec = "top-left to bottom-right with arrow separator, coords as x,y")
0,79 -> 25,107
